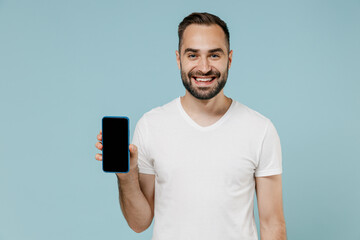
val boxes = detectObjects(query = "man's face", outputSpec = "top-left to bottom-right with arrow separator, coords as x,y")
176,24 -> 233,100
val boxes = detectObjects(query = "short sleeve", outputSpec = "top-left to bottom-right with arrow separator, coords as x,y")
255,120 -> 283,177
131,114 -> 155,175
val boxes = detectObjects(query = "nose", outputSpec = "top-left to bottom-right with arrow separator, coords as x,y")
198,57 -> 211,73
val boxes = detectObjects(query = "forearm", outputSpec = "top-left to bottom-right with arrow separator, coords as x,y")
260,221 -> 287,240
117,165 -> 152,233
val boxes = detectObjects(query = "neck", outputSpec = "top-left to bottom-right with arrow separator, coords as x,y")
180,91 -> 232,117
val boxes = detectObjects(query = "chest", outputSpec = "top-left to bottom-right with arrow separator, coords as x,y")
149,129 -> 258,189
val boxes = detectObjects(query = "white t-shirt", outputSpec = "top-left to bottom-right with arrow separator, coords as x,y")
131,96 -> 282,240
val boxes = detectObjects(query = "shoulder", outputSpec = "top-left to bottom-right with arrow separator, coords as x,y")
138,97 -> 179,124
231,100 -> 271,128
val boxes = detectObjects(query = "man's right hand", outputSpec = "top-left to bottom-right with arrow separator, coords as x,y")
95,130 -> 139,180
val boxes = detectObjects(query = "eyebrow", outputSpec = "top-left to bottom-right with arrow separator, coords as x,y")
183,48 -> 225,54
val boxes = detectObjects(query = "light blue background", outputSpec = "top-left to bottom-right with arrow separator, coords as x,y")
1,0 -> 359,239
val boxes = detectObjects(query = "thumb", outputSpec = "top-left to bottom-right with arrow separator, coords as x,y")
129,144 -> 138,160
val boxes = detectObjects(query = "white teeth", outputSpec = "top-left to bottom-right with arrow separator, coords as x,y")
195,78 -> 213,82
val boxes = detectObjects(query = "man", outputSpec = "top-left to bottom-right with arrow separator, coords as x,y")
95,12 -> 287,240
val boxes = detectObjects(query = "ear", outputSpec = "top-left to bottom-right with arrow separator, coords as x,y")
176,50 -> 181,70
228,50 -> 233,69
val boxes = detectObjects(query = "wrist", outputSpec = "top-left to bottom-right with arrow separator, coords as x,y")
116,164 -> 139,182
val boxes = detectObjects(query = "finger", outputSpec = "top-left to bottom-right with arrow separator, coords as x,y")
129,144 -> 138,160
95,142 -> 103,150
95,153 -> 102,161
97,133 -> 102,141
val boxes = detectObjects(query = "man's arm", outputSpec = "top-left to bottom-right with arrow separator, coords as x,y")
96,132 -> 154,233
117,165 -> 154,233
255,174 -> 287,240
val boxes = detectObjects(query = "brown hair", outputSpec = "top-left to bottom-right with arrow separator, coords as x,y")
178,12 -> 230,53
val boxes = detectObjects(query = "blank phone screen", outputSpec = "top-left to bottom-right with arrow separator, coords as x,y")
102,117 -> 129,173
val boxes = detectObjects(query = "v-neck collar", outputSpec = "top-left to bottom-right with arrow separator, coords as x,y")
176,96 -> 235,131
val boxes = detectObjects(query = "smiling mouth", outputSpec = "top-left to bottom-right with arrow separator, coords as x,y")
192,76 -> 216,82
191,76 -> 217,86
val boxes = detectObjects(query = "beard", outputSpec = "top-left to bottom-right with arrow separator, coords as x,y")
180,61 -> 229,100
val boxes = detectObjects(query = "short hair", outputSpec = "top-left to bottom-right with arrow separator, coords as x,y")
178,12 -> 230,53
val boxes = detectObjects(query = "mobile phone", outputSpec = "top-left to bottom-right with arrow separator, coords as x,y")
102,116 -> 130,173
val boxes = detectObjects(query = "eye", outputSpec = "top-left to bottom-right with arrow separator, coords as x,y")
188,54 -> 197,59
210,54 -> 220,58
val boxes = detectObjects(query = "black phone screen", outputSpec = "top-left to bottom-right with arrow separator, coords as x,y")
102,116 -> 129,173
